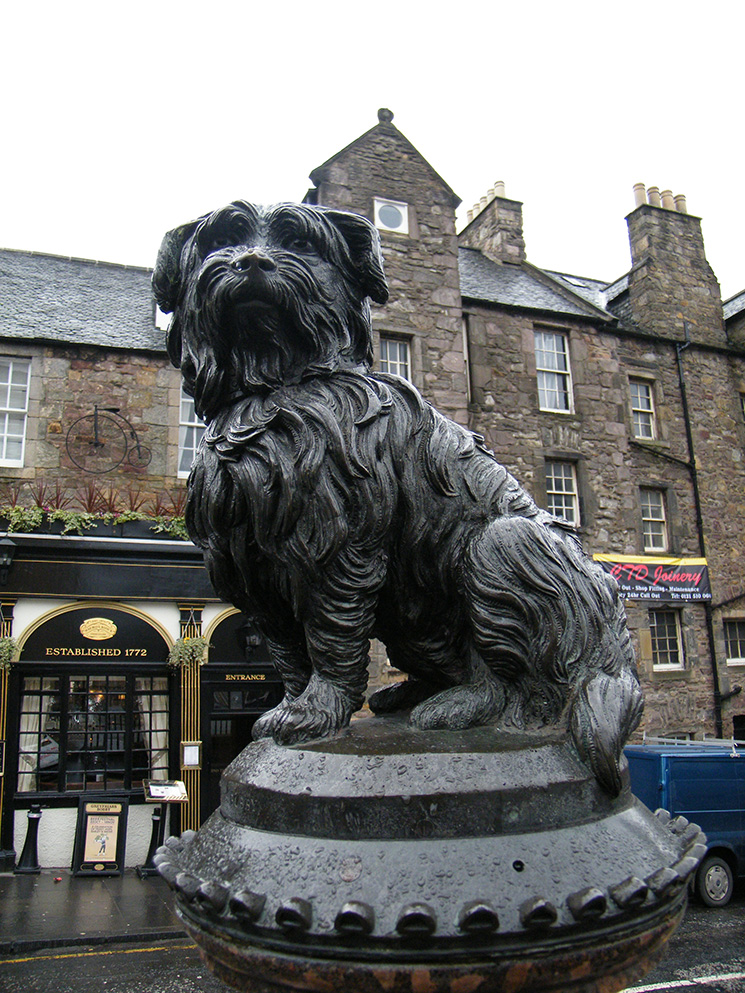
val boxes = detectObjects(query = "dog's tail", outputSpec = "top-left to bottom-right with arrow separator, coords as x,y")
569,665 -> 644,797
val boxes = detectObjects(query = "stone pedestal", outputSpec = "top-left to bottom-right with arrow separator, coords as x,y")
156,715 -> 703,993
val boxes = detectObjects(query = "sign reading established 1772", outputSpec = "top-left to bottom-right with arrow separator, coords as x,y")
593,555 -> 711,603
20,606 -> 169,663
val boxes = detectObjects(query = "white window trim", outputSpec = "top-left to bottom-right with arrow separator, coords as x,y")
0,357 -> 31,468
629,377 -> 657,440
724,618 -> 745,666
545,460 -> 580,526
640,487 -> 668,553
373,198 -> 409,235
649,609 -> 685,670
379,335 -> 411,381
178,388 -> 205,478
534,330 -> 573,413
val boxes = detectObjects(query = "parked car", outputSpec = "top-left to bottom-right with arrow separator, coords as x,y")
625,739 -> 745,907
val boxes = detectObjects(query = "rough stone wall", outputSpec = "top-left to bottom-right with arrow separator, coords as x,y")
626,205 -> 726,348
307,122 -> 468,424
0,341 -> 183,504
465,303 -> 719,738
459,196 -> 526,265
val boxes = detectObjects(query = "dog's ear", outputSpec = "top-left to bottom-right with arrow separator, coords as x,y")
324,210 -> 389,305
152,218 -> 202,313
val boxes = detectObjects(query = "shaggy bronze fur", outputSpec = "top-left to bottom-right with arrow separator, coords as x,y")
154,201 -> 642,795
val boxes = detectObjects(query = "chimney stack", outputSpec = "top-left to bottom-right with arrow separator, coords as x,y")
460,181 -> 526,264
626,184 -> 725,347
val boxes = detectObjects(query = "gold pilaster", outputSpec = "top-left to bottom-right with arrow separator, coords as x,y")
0,600 -> 17,851
178,604 -> 204,831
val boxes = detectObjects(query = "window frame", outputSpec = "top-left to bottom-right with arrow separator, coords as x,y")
545,460 -> 580,526
379,335 -> 411,381
640,487 -> 669,552
534,330 -> 573,413
15,667 -> 171,802
649,609 -> 685,670
724,618 -> 745,665
0,356 -> 31,467
178,387 -> 206,478
373,197 -> 409,235
629,377 -> 657,440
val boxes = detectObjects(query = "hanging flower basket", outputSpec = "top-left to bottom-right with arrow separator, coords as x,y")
0,636 -> 20,672
167,636 -> 210,669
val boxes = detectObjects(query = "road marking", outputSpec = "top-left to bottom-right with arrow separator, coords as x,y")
627,970 -> 745,991
0,943 -> 195,965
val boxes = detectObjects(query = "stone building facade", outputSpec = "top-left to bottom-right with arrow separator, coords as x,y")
305,110 -> 745,743
0,108 -> 744,869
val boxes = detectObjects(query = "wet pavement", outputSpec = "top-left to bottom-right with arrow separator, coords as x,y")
0,869 -> 181,953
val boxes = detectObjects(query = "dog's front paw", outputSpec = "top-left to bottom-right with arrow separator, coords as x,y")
252,699 -> 293,741
257,676 -> 359,746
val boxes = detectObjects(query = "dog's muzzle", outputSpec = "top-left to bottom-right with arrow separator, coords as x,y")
229,248 -> 277,275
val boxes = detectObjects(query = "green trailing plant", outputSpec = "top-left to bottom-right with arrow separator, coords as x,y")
0,480 -> 190,539
0,636 -> 20,672
167,635 -> 210,669
2,505 -> 45,533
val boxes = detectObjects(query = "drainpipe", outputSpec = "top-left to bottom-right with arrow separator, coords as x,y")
676,324 -> 724,737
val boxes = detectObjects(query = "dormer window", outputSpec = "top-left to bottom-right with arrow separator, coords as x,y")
374,198 -> 409,235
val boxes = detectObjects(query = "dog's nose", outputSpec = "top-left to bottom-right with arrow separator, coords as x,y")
230,249 -> 277,274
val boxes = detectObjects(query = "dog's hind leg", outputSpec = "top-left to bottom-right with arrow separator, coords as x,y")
368,678 -> 441,714
410,649 -> 506,730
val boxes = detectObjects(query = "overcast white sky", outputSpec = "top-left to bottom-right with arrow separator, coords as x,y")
2,1 -> 742,298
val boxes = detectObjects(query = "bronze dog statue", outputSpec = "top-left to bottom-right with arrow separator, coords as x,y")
154,201 -> 642,795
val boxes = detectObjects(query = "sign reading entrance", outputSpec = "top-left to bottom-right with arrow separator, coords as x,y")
593,555 -> 711,602
72,798 -> 129,876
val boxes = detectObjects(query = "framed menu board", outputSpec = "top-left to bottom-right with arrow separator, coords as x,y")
71,798 -> 129,876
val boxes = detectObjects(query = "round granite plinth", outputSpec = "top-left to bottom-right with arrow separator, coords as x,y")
156,715 -> 703,993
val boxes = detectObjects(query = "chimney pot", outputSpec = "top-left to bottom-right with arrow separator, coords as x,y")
467,209 -> 474,222
647,186 -> 662,208
479,196 -> 488,210
633,183 -> 647,207
661,189 -> 675,210
494,181 -> 506,198
674,194 -> 688,214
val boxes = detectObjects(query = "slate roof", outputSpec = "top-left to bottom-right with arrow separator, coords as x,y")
543,270 -> 614,311
724,290 -> 745,322
459,248 -> 614,322
0,248 -> 164,352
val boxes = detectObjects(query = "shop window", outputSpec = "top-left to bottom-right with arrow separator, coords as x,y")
16,672 -> 169,796
640,487 -> 668,552
380,336 -> 410,381
534,331 -> 572,412
649,609 -> 684,670
179,387 -> 205,476
724,619 -> 745,665
545,460 -> 580,525
629,378 -> 656,439
0,357 -> 31,466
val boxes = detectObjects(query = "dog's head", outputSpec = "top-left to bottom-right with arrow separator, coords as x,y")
153,201 -> 388,419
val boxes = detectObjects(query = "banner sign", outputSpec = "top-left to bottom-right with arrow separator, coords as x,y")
593,555 -> 711,602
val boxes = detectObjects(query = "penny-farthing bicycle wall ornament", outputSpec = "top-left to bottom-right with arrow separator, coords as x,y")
65,406 -> 152,473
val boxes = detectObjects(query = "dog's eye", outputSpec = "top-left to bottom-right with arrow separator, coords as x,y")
287,237 -> 313,253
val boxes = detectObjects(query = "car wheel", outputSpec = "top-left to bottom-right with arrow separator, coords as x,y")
696,854 -> 734,907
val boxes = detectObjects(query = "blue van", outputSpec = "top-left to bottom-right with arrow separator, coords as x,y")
625,740 -> 745,907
